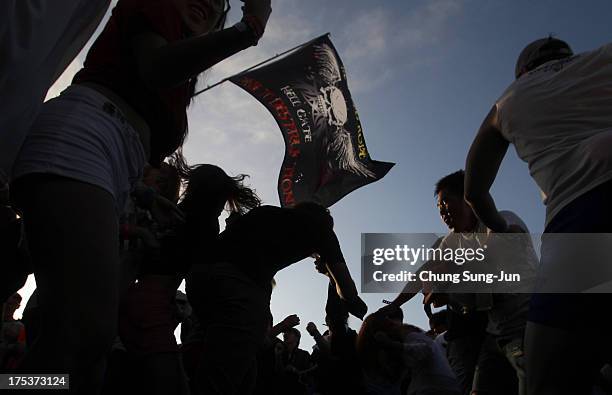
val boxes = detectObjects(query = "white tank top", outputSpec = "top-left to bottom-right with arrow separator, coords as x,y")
496,43 -> 612,226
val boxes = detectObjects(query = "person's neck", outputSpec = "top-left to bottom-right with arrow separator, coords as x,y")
456,215 -> 479,233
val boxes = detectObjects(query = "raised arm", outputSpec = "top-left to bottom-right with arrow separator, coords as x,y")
464,105 -> 510,232
269,314 -> 300,338
133,0 -> 271,89
315,229 -> 368,320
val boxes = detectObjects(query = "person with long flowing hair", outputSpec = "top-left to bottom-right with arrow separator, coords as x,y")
10,0 -> 272,391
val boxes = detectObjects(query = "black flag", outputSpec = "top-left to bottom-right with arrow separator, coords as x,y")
230,34 -> 394,207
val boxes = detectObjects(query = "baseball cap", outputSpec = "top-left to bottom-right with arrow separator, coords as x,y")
515,37 -> 573,79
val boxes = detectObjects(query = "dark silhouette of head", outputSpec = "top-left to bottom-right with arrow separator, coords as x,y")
3,293 -> 22,320
429,310 -> 449,335
181,164 -> 261,220
435,170 -> 477,233
515,36 -> 573,79
283,327 -> 301,352
292,202 -> 334,229
357,312 -> 422,379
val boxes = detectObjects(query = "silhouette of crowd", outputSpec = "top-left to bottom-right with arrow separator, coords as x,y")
2,1 -> 612,394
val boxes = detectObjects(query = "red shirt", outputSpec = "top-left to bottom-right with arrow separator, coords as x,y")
73,0 -> 191,166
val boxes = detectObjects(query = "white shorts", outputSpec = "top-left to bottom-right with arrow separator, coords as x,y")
12,84 -> 146,214
0,0 -> 110,177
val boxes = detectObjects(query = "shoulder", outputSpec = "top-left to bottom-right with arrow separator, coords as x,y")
498,210 -> 529,232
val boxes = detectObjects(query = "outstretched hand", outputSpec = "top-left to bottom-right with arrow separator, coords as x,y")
242,0 -> 272,38
281,314 -> 300,329
306,322 -> 319,337
312,254 -> 329,276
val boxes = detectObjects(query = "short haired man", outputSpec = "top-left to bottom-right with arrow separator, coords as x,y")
383,170 -> 536,395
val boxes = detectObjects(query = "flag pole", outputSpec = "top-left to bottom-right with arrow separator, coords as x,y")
192,32 -> 330,98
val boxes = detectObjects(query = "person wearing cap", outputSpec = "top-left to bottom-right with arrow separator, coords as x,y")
464,37 -> 612,394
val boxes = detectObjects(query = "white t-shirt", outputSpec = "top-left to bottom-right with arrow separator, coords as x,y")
440,211 -> 537,336
496,43 -> 612,225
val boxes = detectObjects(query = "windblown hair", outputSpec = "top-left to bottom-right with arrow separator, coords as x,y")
180,163 -> 261,216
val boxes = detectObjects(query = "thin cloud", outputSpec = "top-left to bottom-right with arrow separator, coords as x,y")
337,0 -> 464,93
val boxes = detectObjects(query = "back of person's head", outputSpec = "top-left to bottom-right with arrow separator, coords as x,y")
515,36 -> 573,79
6,292 -> 22,305
434,170 -> 464,198
429,310 -> 449,333
4,293 -> 22,318
283,327 -> 301,349
387,306 -> 404,324
325,311 -> 349,333
356,312 -> 422,379
292,201 -> 334,229
181,164 -> 261,217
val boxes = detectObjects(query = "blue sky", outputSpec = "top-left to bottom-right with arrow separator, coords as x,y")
16,0 -> 612,349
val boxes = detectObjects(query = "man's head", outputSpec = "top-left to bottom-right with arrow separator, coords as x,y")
515,36 -> 573,79
282,328 -> 301,352
429,310 -> 449,336
325,311 -> 349,334
435,170 -> 477,232
4,293 -> 22,319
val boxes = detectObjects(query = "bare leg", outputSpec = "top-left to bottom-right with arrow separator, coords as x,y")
13,174 -> 119,394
